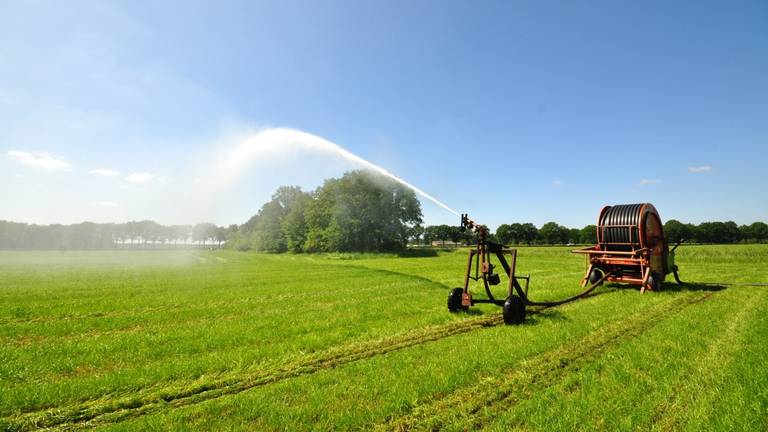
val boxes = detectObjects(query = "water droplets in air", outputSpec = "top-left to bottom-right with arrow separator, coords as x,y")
214,127 -> 460,217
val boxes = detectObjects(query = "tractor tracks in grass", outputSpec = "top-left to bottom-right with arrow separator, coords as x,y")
649,289 -> 765,431
0,312 -> 508,431
2,292 -> 715,431
378,292 -> 716,431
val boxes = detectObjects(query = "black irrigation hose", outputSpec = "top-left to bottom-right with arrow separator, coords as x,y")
481,270 -> 613,308
600,204 -> 642,245
478,254 -> 766,312
521,270 -> 612,307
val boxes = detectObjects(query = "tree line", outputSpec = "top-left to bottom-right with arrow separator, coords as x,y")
0,220 -> 232,250
4,179 -> 767,251
416,222 -> 594,246
227,170 -> 423,253
416,220 -> 768,246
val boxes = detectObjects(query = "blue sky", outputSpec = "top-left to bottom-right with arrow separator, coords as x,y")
1,0 -> 766,228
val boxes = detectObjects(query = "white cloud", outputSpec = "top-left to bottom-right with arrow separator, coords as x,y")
89,168 -> 120,177
552,180 -> 562,186
125,172 -> 154,183
91,201 -> 120,207
688,165 -> 712,173
7,150 -> 71,170
639,179 -> 661,185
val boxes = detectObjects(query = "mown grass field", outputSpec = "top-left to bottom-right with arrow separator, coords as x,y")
1,245 -> 767,431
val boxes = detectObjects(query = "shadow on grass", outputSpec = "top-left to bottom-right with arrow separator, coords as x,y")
661,282 -> 727,292
449,281 -> 730,326
526,309 -> 569,324
513,282 -> 728,326
465,308 -> 487,316
396,249 -> 440,258
603,282 -> 727,293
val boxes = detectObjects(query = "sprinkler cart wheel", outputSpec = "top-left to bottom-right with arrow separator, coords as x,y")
589,268 -> 604,286
646,271 -> 661,292
503,295 -> 526,325
447,287 -> 468,312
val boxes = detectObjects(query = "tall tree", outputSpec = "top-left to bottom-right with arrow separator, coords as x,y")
302,171 -> 422,252
496,224 -> 513,245
251,186 -> 309,252
538,222 -> 568,244
282,192 -> 312,253
664,219 -> 694,243
520,223 -> 539,245
193,222 -> 218,247
580,225 -> 597,244
741,222 -> 768,242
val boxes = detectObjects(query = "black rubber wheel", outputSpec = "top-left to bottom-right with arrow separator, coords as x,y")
447,288 -> 466,312
589,268 -> 604,286
503,295 -> 526,325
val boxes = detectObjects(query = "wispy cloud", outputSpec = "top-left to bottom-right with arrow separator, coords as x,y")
89,168 -> 120,177
91,201 -> 120,207
552,180 -> 562,186
639,179 -> 661,185
125,172 -> 155,183
688,165 -> 712,173
7,150 -> 71,170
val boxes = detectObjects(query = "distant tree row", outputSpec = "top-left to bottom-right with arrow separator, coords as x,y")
228,170 -> 423,253
663,220 -> 768,244
415,222 -> 593,246
0,220 -> 232,250
416,220 -> 768,246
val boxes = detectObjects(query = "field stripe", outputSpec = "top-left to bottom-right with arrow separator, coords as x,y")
0,311 -> 509,431
376,292 -> 715,431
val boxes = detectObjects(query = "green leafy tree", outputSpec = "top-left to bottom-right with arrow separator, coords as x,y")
664,219 -> 694,243
538,222 -> 568,244
408,224 -> 425,245
282,192 -> 312,253
302,171 -> 422,252
567,228 -> 581,244
496,224 -> 513,244
193,222 -> 218,247
250,186 -> 309,252
696,221 -> 740,244
580,225 -> 597,244
304,178 -> 339,252
424,224 -> 454,245
520,223 -> 538,245
740,222 -> 768,242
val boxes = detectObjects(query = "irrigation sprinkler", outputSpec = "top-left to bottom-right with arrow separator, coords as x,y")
447,203 -> 682,324
447,214 -> 610,325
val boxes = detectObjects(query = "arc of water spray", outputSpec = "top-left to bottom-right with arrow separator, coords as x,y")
216,128 -> 460,217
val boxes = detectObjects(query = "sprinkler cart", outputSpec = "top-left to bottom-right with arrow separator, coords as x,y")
447,203 -> 683,324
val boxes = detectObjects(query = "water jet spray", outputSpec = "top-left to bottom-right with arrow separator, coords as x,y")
215,128 -> 460,217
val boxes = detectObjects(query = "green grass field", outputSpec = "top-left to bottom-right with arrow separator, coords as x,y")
1,245 -> 767,431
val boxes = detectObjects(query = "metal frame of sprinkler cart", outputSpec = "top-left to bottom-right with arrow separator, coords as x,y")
449,205 -> 684,325
448,214 -> 613,325
571,203 -> 683,294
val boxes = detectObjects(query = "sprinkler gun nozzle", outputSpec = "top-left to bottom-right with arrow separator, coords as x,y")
460,213 -> 474,232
